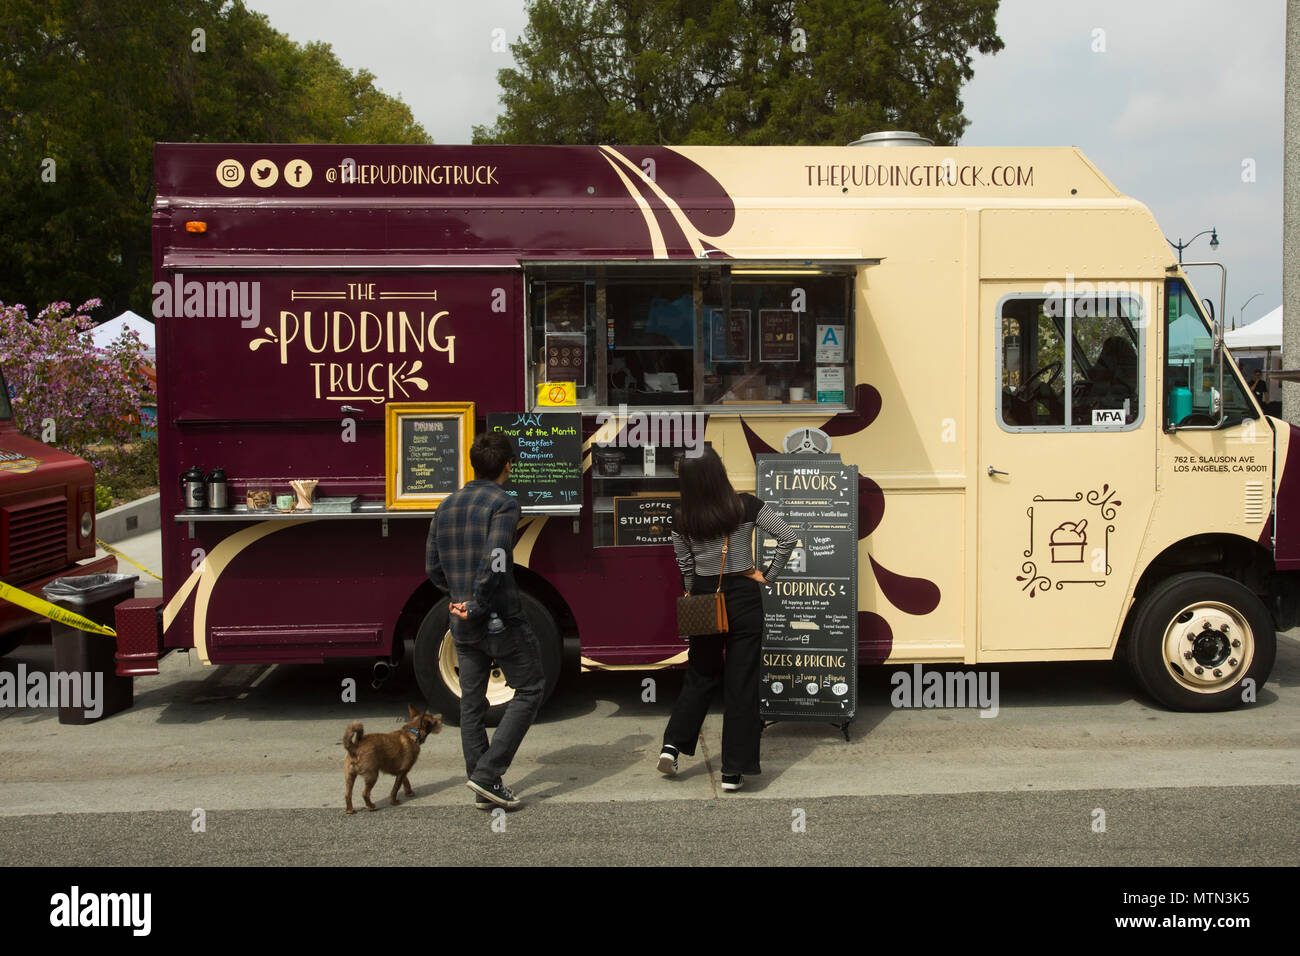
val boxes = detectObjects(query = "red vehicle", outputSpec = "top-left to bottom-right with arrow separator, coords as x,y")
0,365 -> 116,654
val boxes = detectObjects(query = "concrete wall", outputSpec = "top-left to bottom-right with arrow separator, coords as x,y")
1285,0 -> 1300,422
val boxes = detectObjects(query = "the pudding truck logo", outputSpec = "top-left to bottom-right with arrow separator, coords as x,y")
246,284 -> 454,404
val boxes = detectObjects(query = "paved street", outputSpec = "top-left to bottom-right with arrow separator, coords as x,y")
2,526 -> 1297,865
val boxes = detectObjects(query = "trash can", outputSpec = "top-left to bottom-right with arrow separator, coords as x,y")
42,573 -> 138,724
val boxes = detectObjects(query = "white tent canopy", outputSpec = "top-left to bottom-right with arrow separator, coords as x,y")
1225,306 -> 1282,351
86,310 -> 155,361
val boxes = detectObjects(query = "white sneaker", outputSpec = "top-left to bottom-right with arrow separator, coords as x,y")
657,746 -> 679,776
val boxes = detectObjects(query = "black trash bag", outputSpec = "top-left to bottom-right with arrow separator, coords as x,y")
42,573 -> 139,607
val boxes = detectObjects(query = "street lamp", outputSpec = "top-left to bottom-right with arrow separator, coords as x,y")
1167,228 -> 1220,264
1235,292 -> 1262,330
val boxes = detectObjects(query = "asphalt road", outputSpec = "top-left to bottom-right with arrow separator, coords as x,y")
2,621 -> 1297,866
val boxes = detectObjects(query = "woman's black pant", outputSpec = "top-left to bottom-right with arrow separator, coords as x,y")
663,574 -> 764,776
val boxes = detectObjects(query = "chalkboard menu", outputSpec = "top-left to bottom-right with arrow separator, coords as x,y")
385,402 -> 474,510
487,412 -> 583,510
756,454 -> 857,722
614,495 -> 678,545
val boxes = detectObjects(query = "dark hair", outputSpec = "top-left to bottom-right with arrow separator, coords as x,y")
470,432 -> 513,480
674,445 -> 743,541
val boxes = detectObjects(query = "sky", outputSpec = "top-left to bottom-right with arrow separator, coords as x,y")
246,0 -> 1287,329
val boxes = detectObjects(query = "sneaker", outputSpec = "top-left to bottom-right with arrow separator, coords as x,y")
474,795 -> 493,811
467,779 -> 522,809
657,745 -> 679,777
720,773 -> 743,792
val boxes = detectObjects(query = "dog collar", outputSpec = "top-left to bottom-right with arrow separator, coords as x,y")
405,726 -> 424,744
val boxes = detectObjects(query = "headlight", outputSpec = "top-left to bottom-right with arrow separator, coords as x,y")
80,511 -> 93,539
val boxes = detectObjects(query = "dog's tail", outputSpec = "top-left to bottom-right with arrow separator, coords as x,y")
343,721 -> 364,754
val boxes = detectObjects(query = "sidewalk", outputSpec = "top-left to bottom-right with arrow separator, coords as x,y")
95,528 -> 163,600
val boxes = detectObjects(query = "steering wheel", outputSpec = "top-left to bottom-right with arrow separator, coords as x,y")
1015,361 -> 1062,400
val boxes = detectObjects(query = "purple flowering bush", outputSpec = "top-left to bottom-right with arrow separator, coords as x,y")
0,299 -> 155,475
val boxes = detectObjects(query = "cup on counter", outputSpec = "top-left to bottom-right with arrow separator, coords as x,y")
788,387 -> 806,401
275,494 -> 294,512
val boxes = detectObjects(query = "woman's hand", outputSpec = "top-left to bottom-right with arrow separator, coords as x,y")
743,568 -> 767,584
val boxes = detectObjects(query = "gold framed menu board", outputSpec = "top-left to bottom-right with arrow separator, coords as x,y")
385,402 -> 475,510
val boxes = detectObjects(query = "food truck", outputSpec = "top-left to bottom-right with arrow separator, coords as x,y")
141,138 -> 1292,720
0,365 -> 116,653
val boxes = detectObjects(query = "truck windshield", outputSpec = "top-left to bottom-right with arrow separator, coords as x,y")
1164,277 -> 1254,427
0,369 -> 11,421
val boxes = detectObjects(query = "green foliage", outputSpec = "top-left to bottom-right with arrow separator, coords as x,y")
94,484 -> 113,513
94,437 -> 159,507
473,0 -> 1003,146
0,0 -> 431,317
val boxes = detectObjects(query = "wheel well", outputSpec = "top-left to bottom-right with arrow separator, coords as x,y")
1120,533 -> 1276,653
393,567 -> 576,655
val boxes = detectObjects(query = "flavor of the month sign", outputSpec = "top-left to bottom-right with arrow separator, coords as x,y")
384,402 -> 474,510
487,412 -> 583,508
756,453 -> 857,724
614,495 -> 678,546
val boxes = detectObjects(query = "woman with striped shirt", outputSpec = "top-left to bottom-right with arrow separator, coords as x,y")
658,446 -> 799,791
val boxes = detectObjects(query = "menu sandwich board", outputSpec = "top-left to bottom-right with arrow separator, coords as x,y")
384,402 -> 474,510
756,453 -> 858,723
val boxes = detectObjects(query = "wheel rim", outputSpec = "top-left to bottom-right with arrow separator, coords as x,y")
436,631 -> 516,706
1160,601 -> 1255,694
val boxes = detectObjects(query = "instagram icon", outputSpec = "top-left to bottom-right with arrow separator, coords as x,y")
215,159 -> 245,188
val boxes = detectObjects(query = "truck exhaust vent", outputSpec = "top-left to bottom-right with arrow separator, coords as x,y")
847,131 -> 934,147
1,496 -> 67,578
1244,481 -> 1265,524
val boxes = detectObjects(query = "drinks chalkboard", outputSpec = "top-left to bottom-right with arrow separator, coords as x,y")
384,402 -> 474,510
487,412 -> 583,509
401,417 -> 460,495
756,453 -> 857,723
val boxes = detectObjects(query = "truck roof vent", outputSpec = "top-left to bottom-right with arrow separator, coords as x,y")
847,131 -> 934,148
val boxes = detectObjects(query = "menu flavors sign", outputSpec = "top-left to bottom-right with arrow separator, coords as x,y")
756,454 -> 858,723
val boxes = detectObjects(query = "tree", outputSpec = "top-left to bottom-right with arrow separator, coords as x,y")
0,0 -> 430,318
473,0 -> 1003,147
0,298 -> 154,472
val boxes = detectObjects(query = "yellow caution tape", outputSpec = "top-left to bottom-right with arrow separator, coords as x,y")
0,579 -> 117,636
96,538 -> 163,582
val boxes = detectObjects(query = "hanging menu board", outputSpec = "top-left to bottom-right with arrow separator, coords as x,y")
756,454 -> 857,722
385,402 -> 474,510
487,412 -> 583,510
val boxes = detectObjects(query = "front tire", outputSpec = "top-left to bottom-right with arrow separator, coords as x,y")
1127,572 -> 1276,711
413,593 -> 562,727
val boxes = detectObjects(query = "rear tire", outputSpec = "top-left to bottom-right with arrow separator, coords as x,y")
1127,572 -> 1276,711
413,593 -> 562,727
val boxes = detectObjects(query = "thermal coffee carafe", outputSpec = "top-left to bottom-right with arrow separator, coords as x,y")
180,466 -> 206,510
205,467 -> 230,510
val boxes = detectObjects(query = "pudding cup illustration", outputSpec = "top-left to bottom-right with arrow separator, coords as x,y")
1050,519 -> 1087,563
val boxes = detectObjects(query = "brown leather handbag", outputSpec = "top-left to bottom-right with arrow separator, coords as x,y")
676,536 -> 730,636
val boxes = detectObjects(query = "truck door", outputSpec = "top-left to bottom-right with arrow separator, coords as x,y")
977,283 -> 1156,655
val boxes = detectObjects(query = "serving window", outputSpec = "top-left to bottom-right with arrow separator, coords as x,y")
526,263 -> 855,411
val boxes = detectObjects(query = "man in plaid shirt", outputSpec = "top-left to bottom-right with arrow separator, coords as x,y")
426,432 -> 544,810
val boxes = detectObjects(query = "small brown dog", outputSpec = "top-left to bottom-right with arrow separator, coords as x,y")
343,704 -> 442,813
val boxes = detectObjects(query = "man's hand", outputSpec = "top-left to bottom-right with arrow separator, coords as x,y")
449,601 -> 469,620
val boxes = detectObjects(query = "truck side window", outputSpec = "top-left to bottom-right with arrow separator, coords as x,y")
1000,297 -> 1065,427
531,281 -> 598,405
1164,278 -> 1254,427
999,291 -> 1144,432
1071,295 -> 1141,427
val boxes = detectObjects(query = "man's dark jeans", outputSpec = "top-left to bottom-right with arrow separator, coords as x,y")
456,620 -> 545,787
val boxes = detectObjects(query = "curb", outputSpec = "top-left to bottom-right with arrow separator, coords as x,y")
96,493 -> 160,544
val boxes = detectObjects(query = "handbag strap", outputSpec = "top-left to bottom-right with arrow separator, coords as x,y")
715,535 -> 728,593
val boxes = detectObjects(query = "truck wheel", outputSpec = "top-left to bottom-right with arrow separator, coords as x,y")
1126,572 -> 1276,712
413,593 -> 562,727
